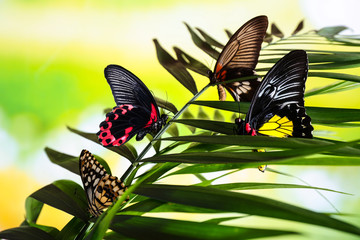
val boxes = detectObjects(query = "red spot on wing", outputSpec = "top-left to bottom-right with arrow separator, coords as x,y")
220,70 -> 227,80
113,104 -> 134,115
215,63 -> 223,73
112,127 -> 134,146
98,104 -> 135,147
99,122 -> 116,146
145,104 -> 158,127
245,123 -> 251,133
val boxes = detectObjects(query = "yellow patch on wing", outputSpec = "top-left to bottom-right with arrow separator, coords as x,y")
258,115 -> 293,138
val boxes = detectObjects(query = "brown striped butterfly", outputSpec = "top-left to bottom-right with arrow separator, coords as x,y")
208,15 -> 268,102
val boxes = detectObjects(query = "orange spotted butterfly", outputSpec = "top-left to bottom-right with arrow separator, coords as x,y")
208,15 -> 268,102
79,149 -> 128,217
235,50 -> 313,138
97,65 -> 168,147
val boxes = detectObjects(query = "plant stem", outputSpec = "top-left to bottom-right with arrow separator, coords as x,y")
121,83 -> 211,181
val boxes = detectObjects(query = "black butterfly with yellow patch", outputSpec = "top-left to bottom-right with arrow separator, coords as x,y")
79,149 -> 128,217
208,15 -> 268,102
235,50 -> 313,138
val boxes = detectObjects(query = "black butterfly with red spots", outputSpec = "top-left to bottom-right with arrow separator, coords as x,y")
97,65 -> 168,147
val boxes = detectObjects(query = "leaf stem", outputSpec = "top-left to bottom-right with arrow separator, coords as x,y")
121,83 -> 211,181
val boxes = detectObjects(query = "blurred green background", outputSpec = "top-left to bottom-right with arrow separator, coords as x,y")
1,0 -> 359,237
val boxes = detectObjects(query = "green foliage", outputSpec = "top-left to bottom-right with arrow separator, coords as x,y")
2,20 -> 360,240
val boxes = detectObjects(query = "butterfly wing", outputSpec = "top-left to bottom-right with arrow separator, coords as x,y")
104,65 -> 159,112
211,15 -> 268,101
97,65 -> 161,147
79,150 -> 127,217
243,50 -> 313,138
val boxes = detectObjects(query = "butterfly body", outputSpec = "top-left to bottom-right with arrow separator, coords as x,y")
79,149 -> 127,217
235,50 -> 313,139
97,65 -> 168,147
209,15 -> 268,101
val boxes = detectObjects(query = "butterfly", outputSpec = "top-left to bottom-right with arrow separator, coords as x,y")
79,149 -> 128,217
235,50 -> 313,138
97,65 -> 168,147
208,15 -> 268,102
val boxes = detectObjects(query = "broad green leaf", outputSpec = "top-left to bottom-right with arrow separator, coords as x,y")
191,100 -> 360,124
135,184 -> 360,236
184,22 -> 220,59
305,81 -> 360,97
259,52 -> 360,68
45,147 -> 80,175
309,72 -> 360,83
25,197 -> 43,224
30,180 -> 89,222
309,60 -> 360,70
161,135 -> 360,157
317,26 -> 348,38
45,147 -> 112,175
203,216 -> 248,224
277,154 -> 360,166
309,52 -> 360,62
173,47 -> 210,76
291,19 -> 304,35
176,154 -> 360,167
56,217 -> 89,240
142,139 -> 360,164
154,96 -> 178,114
183,142 -> 227,153
195,27 -> 224,48
331,36 -> 360,46
150,201 -> 221,214
168,163 -> 250,175
120,198 -> 164,215
110,215 -> 297,239
262,50 -> 360,69
211,182 -> 349,194
67,127 -> 137,161
25,222 -> 59,237
306,106 -> 360,124
159,141 -> 189,155
271,23 -> 284,38
0,226 -> 56,240
153,39 -> 198,95
173,119 -> 234,135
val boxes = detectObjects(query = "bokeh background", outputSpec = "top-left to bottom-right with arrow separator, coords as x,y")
1,0 -> 360,238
